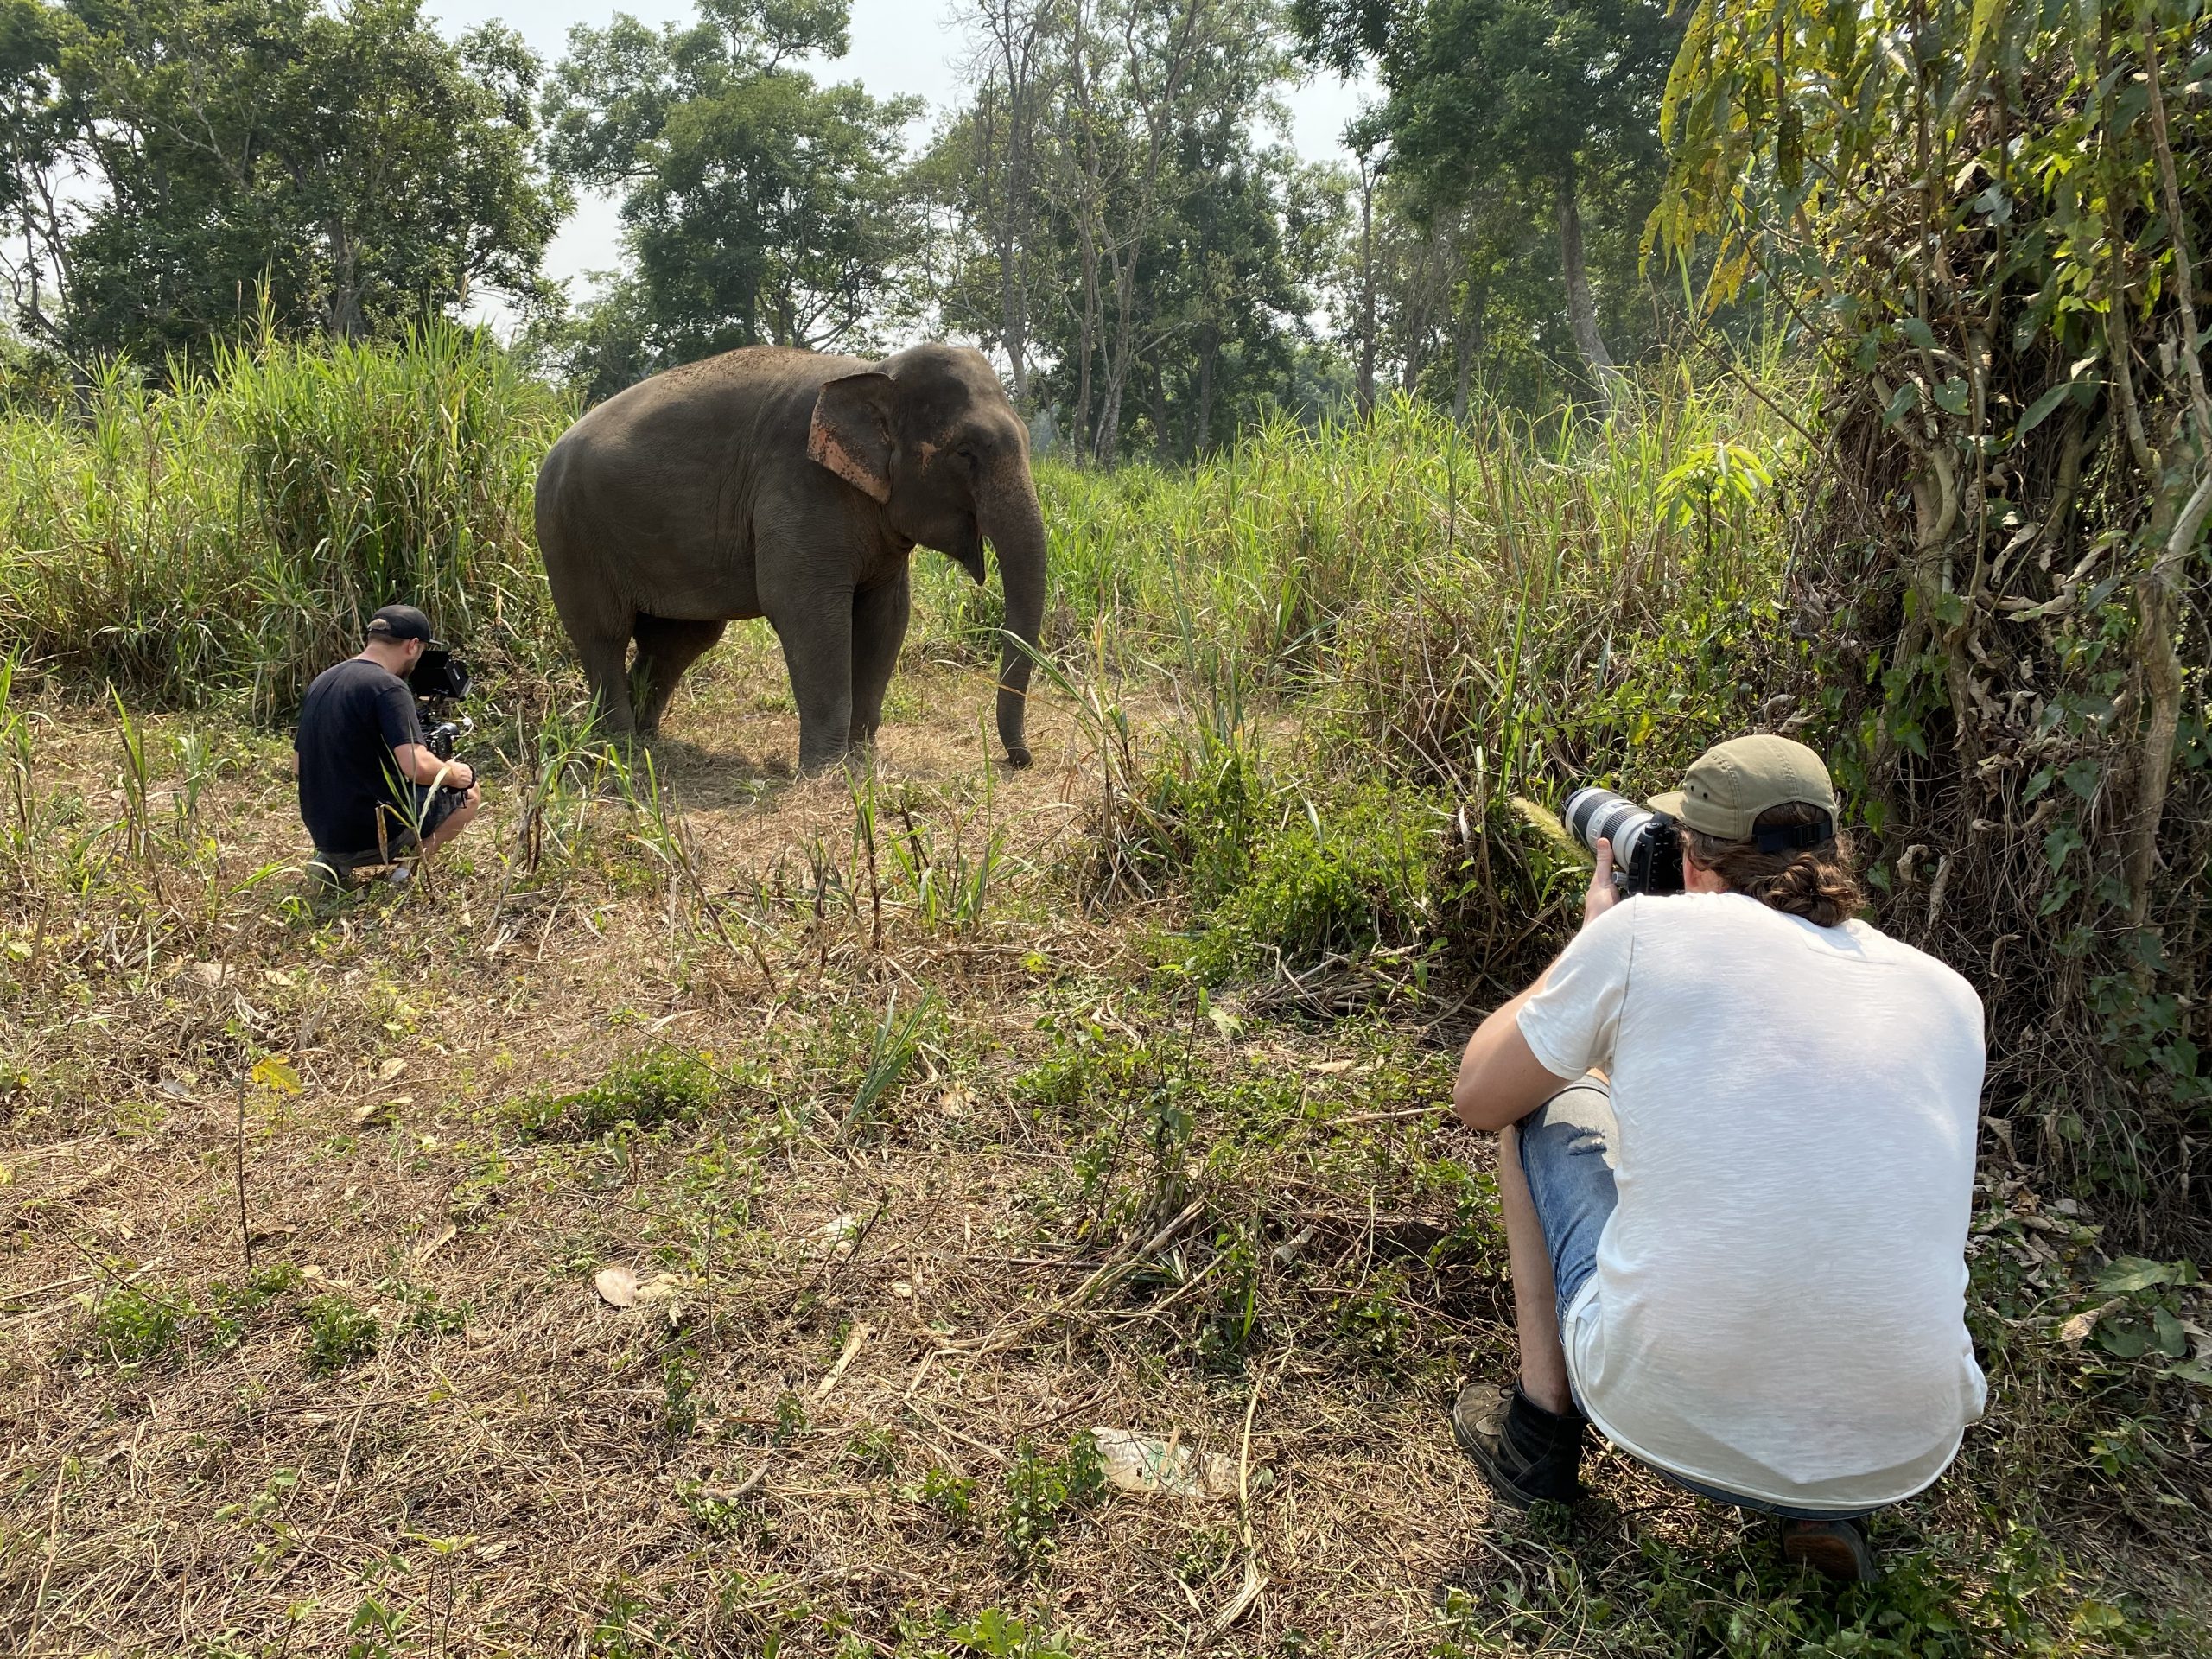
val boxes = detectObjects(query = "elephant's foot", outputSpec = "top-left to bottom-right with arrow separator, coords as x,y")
798,738 -> 879,778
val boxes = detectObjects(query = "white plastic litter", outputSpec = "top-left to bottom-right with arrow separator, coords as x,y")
1089,1427 -> 1237,1498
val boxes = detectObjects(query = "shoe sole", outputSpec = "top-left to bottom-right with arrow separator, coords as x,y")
1783,1528 -> 1877,1583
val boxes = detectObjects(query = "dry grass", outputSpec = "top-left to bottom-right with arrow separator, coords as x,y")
1,639 -> 2205,1657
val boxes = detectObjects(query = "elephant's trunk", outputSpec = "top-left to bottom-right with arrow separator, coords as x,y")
984,473 -> 1046,767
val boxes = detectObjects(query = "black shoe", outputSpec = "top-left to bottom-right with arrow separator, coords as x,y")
1452,1382 -> 1585,1507
1781,1516 -> 1878,1583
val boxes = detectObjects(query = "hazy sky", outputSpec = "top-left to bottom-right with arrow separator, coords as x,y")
427,0 -> 1375,314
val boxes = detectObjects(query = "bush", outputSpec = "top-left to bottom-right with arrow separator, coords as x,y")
208,1262 -> 304,1349
502,1046 -> 723,1143
0,325 -> 570,715
302,1294 -> 379,1374
1193,784 -> 1439,980
87,1281 -> 187,1364
1000,1433 -> 1108,1575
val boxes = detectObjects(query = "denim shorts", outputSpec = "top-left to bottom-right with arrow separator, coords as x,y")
1516,1077 -> 1871,1522
1516,1076 -> 1618,1335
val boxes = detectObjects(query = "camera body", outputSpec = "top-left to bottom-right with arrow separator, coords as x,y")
1562,786 -> 1685,896
405,648 -> 474,764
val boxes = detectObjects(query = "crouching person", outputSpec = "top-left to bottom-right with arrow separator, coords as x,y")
1448,735 -> 1986,1582
296,605 -> 481,888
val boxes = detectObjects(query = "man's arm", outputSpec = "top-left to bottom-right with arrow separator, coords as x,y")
1451,838 -> 1620,1132
1452,979 -> 1574,1131
368,673 -> 474,792
392,743 -> 474,791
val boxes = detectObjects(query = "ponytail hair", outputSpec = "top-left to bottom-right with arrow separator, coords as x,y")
1681,802 -> 1865,928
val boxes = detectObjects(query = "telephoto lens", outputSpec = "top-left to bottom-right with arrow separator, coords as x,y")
1562,786 -> 1686,896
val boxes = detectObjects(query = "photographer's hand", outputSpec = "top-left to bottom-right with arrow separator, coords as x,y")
1584,836 -> 1618,924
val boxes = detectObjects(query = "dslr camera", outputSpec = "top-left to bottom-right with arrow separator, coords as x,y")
1562,787 -> 1684,896
405,646 -> 474,763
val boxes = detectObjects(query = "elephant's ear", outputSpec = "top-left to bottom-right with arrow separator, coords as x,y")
808,372 -> 895,504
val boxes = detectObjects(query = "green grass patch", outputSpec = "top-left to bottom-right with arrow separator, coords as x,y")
999,1432 -> 1108,1576
501,1045 -> 725,1143
302,1293 -> 379,1374
86,1281 -> 188,1365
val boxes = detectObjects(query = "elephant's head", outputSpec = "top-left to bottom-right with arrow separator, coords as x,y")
807,344 -> 1045,767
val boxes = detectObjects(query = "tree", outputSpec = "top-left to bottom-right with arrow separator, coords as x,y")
0,0 -> 564,363
957,0 -> 1053,402
923,0 -> 1332,460
1656,0 -> 2212,1217
0,0 -> 73,346
543,0 -> 918,372
1291,0 -> 1683,401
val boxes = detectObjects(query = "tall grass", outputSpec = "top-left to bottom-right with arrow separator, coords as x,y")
918,367 -> 1808,802
0,326 -> 570,715
1,324 -> 1800,791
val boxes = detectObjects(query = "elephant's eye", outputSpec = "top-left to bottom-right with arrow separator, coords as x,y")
954,447 -> 979,473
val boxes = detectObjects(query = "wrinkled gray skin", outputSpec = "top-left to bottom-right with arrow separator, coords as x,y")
534,342 -> 1045,772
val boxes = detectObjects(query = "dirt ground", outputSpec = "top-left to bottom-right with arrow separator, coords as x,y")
2,635 -> 2203,1656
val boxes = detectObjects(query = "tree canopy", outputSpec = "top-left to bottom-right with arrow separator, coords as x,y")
536,0 -> 918,391
1289,0 -> 1684,397
0,0 -> 1702,434
0,0 -> 565,365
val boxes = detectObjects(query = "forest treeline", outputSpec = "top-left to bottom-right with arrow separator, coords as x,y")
0,0 -> 1688,454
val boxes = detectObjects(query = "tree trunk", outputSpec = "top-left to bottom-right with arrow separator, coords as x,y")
1195,325 -> 1217,455
1096,252 -> 1136,461
1148,357 -> 1174,461
1076,225 -> 1098,454
1356,155 -> 1377,416
982,0 -> 1044,402
1066,3 -> 1102,457
1453,278 -> 1486,422
1556,162 -> 1620,402
326,221 -> 364,340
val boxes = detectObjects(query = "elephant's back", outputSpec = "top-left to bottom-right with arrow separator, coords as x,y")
562,346 -> 869,454
542,348 -> 862,520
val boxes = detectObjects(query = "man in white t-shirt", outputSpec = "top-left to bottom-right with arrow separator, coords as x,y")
1448,734 -> 1986,1581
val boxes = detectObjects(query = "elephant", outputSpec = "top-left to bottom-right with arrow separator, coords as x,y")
532,342 -> 1046,772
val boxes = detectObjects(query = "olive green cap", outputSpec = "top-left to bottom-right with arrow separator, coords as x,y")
1648,734 -> 1838,841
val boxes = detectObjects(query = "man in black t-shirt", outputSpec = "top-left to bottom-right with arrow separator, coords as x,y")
296,604 -> 481,887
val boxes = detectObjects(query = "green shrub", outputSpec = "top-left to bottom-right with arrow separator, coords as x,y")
1106,730 -> 1268,902
659,1351 -> 698,1443
844,1426 -> 899,1478
901,1464 -> 976,1528
502,1046 -> 723,1142
1017,1027 -> 1202,1230
302,1294 -> 379,1374
88,1281 -> 187,1364
0,326 -> 570,715
1000,1433 -> 1107,1575
208,1262 -> 304,1349
1195,785 -> 1438,979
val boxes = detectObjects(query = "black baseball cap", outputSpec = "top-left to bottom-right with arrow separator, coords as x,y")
365,604 -> 445,651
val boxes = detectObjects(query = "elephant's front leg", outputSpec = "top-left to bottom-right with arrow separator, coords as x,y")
849,568 -> 911,750
769,593 -> 856,773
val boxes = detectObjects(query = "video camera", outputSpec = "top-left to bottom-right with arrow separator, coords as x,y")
1562,787 -> 1685,896
405,647 -> 474,763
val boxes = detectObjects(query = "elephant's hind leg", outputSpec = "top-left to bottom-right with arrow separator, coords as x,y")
572,622 -> 638,738
632,614 -> 727,737
849,570 -> 912,750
